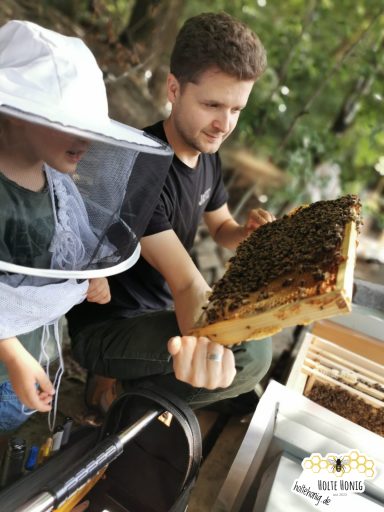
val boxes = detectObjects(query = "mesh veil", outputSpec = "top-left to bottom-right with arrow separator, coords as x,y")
0,133 -> 173,279
0,18 -> 173,430
0,125 -> 173,343
0,127 -> 172,430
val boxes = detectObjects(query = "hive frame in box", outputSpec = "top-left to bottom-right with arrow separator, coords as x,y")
191,221 -> 358,345
286,333 -> 384,408
213,380 -> 384,512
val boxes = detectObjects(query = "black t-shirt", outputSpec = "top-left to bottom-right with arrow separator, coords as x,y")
66,121 -> 228,333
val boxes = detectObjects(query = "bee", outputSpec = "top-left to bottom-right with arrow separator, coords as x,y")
328,455 -> 349,475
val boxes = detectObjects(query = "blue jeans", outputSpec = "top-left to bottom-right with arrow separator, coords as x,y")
0,381 -> 33,432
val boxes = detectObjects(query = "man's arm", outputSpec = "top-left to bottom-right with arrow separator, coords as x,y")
140,230 -> 237,389
204,203 -> 275,251
141,230 -> 210,333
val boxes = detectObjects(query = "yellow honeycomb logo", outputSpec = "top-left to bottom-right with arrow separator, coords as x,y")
302,450 -> 376,479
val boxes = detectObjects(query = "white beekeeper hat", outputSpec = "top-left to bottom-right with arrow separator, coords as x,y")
0,19 -> 166,152
0,19 -> 173,280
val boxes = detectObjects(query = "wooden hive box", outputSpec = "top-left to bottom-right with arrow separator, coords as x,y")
191,196 -> 360,345
286,333 -> 384,437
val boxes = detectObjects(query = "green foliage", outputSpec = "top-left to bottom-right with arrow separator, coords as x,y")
45,0 -> 134,33
41,0 -> 384,219
184,0 -> 384,213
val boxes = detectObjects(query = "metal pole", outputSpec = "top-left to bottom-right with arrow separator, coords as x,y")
14,409 -> 162,512
14,491 -> 54,512
118,408 -> 160,444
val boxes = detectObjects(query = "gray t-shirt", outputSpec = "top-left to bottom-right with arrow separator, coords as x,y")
0,172 -> 56,383
0,171 -> 54,267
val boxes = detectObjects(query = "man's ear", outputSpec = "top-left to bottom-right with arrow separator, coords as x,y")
167,73 -> 180,103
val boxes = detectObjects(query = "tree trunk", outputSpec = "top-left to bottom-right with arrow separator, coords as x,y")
118,0 -> 185,105
119,0 -> 184,57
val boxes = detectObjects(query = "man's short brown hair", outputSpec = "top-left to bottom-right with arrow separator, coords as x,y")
170,11 -> 267,85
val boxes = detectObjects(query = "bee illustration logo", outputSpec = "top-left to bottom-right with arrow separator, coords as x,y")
328,455 -> 350,475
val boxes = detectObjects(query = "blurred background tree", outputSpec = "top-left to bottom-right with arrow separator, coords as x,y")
1,0 -> 383,239
184,1 -> 384,225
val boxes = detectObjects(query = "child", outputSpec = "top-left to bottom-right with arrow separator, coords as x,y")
0,19 -> 172,432
0,115 -> 111,428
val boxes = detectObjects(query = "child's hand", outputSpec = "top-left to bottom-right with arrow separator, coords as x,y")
87,277 -> 111,304
0,338 -> 55,412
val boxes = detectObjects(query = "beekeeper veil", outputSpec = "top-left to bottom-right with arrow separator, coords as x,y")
0,20 -> 172,427
0,19 -> 173,280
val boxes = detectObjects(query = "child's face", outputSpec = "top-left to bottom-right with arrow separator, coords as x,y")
20,121 -> 90,174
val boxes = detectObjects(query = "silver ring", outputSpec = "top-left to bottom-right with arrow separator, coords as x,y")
207,353 -> 222,362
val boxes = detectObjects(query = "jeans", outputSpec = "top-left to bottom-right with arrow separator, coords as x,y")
0,381 -> 32,432
70,310 -> 273,409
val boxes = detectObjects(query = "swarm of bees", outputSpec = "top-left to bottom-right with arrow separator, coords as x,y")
201,195 -> 362,326
306,382 -> 384,437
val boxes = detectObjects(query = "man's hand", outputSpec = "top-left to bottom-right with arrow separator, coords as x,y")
0,339 -> 55,412
244,208 -> 275,236
87,277 -> 111,304
168,336 -> 236,389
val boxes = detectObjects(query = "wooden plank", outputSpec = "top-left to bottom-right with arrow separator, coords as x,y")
304,358 -> 384,400
307,344 -> 384,384
301,365 -> 384,408
196,410 -> 220,441
304,352 -> 384,387
311,320 -> 384,363
191,222 -> 357,345
336,221 -> 356,302
189,416 -> 250,512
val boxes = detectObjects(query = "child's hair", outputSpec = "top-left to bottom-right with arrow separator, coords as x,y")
170,11 -> 267,86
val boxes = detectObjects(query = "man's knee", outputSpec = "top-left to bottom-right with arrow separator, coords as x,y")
69,324 -> 105,373
231,337 -> 273,393
185,338 -> 273,408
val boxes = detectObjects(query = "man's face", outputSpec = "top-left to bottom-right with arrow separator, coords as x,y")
168,68 -> 254,155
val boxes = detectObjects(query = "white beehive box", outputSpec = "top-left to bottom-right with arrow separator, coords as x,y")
213,380 -> 384,512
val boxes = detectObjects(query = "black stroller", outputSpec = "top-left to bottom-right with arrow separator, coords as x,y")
0,387 -> 202,512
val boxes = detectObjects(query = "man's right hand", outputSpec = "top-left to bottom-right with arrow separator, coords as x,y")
168,336 -> 236,389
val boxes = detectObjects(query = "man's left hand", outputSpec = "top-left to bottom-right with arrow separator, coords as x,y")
244,208 -> 275,236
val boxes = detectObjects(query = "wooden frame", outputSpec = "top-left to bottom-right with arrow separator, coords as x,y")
286,333 -> 384,410
191,221 -> 358,345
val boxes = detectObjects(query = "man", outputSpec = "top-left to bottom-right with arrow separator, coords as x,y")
66,11 -> 274,413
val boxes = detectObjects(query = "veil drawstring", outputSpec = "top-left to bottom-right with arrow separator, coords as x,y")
21,319 -> 65,433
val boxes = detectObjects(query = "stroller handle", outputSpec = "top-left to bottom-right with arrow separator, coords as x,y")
15,492 -> 54,512
15,408 -> 160,512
